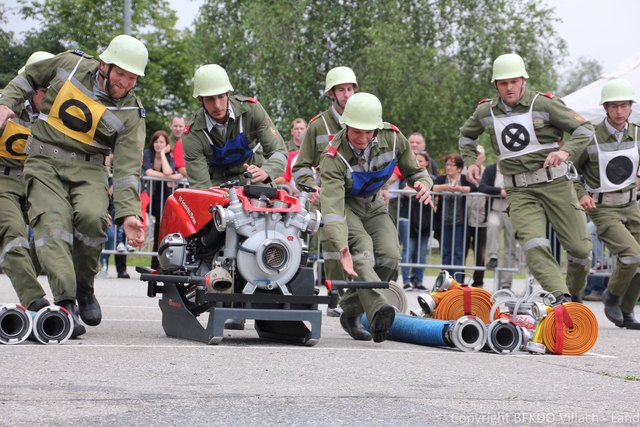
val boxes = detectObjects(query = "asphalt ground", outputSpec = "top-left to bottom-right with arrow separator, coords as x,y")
1,269 -> 639,427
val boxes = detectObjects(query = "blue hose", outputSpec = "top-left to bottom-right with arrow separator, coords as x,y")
362,313 -> 452,347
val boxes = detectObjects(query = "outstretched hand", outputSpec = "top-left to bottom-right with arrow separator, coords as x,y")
466,164 -> 481,186
0,105 -> 15,129
414,182 -> 434,208
339,248 -> 358,278
123,215 -> 146,248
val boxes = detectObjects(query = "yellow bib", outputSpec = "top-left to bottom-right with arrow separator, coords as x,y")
47,80 -> 107,145
0,120 -> 30,160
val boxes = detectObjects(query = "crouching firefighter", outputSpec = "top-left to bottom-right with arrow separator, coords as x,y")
319,92 -> 433,342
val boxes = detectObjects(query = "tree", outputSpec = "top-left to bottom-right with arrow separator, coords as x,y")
15,0 -> 196,138
190,0 -> 567,159
557,57 -> 603,96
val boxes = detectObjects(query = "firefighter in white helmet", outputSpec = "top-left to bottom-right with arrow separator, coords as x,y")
0,34 -> 149,338
183,63 -> 287,188
459,53 -> 594,303
573,79 -> 640,329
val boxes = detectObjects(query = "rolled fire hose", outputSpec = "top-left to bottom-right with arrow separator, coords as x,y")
362,312 -> 487,352
29,306 -> 74,345
0,304 -> 33,344
534,302 -> 598,355
379,280 -> 408,314
419,286 -> 497,324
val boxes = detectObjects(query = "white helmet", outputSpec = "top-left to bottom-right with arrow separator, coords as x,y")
339,92 -> 384,130
19,51 -> 55,74
99,35 -> 148,76
491,53 -> 529,82
192,64 -> 234,98
324,66 -> 358,95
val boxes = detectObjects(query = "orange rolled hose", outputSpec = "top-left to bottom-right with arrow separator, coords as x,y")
534,302 -> 598,355
431,286 -> 498,324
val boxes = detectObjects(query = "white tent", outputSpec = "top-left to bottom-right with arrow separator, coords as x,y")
562,55 -> 640,125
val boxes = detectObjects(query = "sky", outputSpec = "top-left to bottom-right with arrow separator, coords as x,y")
4,0 -> 640,75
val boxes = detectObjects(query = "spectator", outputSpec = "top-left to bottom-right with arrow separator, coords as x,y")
408,132 -> 438,176
433,153 -> 477,280
478,161 -> 516,289
582,220 -> 608,301
99,156 -> 132,279
401,151 -> 433,290
464,145 -> 488,287
169,115 -> 186,149
170,116 -> 187,177
286,117 -> 307,152
275,118 -> 307,194
143,130 -> 181,270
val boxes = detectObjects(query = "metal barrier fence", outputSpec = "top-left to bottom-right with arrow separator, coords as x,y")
101,175 -> 188,257
101,177 -> 613,288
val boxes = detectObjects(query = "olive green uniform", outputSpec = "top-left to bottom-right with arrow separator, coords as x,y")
0,51 -> 145,304
0,104 -> 46,308
183,95 -> 287,188
285,139 -> 298,152
320,124 -> 432,320
573,120 -> 640,312
459,88 -> 594,296
292,107 -> 345,281
292,107 -> 342,190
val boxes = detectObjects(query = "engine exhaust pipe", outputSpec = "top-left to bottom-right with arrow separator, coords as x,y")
0,304 -> 33,345
29,306 -> 74,345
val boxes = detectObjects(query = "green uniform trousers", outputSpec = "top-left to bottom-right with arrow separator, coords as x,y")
507,179 -> 591,296
23,156 -> 109,303
0,176 -> 45,307
588,202 -> 640,313
339,198 -> 401,321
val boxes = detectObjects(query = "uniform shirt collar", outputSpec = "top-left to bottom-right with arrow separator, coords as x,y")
24,100 -> 38,123
205,103 -> 236,135
348,136 -> 379,164
331,105 -> 345,129
492,88 -> 534,112
604,118 -> 628,143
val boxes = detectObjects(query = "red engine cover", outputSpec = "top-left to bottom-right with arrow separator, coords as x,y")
159,188 -> 230,241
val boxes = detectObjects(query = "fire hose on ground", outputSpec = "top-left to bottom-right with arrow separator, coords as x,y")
362,312 -> 487,352
534,302 -> 598,355
0,303 -> 74,345
412,271 -> 499,324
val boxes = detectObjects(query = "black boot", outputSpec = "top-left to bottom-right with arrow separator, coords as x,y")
58,300 -> 86,338
571,294 -> 583,304
370,304 -> 396,343
339,312 -> 372,341
554,294 -> 572,305
620,312 -> 640,330
27,297 -> 50,312
602,289 -> 623,326
77,292 -> 102,326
